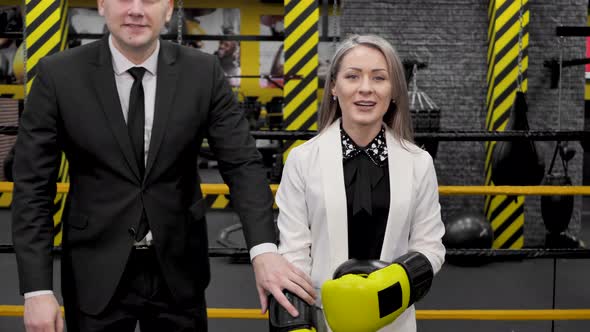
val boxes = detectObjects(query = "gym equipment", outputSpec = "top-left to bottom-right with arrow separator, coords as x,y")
322,253 -> 432,332
265,97 -> 284,130
541,142 -> 574,235
408,64 -> 440,158
539,31 -> 576,241
268,291 -> 317,332
442,211 -> 494,249
240,96 -> 262,130
491,91 -> 545,186
491,3 -> 544,187
442,211 -> 494,266
545,232 -> 585,249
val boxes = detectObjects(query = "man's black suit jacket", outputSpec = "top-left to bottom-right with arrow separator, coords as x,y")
12,37 -> 275,315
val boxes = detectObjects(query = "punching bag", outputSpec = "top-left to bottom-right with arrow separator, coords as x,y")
541,143 -> 574,234
491,92 -> 545,186
443,211 -> 494,266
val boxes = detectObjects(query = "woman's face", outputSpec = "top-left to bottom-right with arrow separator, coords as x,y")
331,45 -> 393,130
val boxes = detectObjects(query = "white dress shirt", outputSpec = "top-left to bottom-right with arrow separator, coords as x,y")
25,36 -> 275,299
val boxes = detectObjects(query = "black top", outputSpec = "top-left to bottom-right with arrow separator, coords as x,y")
341,126 -> 390,260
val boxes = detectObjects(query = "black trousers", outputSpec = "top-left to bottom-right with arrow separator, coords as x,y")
64,247 -> 207,332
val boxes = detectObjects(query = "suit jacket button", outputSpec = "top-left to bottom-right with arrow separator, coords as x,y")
128,227 -> 136,237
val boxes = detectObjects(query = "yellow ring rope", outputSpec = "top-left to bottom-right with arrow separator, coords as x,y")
1,183 -> 587,320
0,182 -> 588,196
1,306 -> 590,320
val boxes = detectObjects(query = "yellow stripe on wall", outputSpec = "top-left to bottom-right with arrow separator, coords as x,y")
282,0 -> 319,160
10,0 -> 70,247
484,0 -> 529,249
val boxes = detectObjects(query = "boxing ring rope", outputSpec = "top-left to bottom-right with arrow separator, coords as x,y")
0,129 -> 587,322
1,305 -> 590,320
437,186 -> 590,196
0,188 -> 589,320
1,244 -> 590,259
0,127 -> 588,141
247,130 -> 590,142
0,182 -> 588,196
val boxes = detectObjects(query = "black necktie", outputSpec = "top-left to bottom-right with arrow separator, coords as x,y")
127,67 -> 149,241
127,67 -> 146,178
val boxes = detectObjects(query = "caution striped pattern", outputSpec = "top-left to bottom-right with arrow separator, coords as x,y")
0,85 -> 23,99
283,0 -> 319,156
205,194 -> 232,210
23,0 -> 69,246
484,0 -> 529,249
25,0 -> 69,93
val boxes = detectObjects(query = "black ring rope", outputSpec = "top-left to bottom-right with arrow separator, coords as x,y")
249,130 -> 589,141
0,245 -> 588,259
0,32 -> 340,43
0,127 -> 587,142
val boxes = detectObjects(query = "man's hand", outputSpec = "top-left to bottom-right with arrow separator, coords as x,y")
252,252 -> 317,317
23,294 -> 63,332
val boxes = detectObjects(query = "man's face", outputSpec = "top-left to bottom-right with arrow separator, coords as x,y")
217,40 -> 236,58
98,0 -> 173,54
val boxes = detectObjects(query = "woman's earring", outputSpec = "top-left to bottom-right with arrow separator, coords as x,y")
333,95 -> 337,101
391,99 -> 396,104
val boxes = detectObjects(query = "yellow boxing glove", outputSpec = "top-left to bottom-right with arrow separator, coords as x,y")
321,252 -> 433,332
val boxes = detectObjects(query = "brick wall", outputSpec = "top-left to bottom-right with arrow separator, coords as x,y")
341,0 -> 586,246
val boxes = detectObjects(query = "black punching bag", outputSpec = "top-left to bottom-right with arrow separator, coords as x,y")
443,211 -> 494,266
491,92 -> 545,186
541,174 -> 573,234
442,212 -> 494,249
541,143 -> 574,234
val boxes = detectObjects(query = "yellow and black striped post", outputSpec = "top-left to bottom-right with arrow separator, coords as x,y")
205,194 -> 231,210
283,0 -> 319,158
484,0 -> 529,249
21,0 -> 70,246
0,86 -> 24,100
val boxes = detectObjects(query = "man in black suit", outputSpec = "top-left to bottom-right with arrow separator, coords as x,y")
12,1 -> 315,331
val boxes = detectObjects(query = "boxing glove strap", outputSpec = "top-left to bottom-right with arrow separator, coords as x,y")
269,291 -> 316,332
393,252 -> 433,305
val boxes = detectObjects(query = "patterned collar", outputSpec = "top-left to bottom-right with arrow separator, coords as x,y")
340,125 -> 388,167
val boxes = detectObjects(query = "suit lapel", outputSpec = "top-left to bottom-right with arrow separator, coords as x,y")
145,41 -> 178,179
91,36 -> 141,180
380,129 -> 413,262
318,119 -> 349,274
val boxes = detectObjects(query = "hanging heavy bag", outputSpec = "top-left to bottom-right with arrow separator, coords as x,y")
491,92 -> 545,186
541,142 -> 574,234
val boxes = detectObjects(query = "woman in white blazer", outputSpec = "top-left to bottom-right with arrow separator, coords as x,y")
276,35 -> 446,332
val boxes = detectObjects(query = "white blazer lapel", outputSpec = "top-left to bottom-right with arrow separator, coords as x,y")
380,128 -> 413,262
318,119 -> 349,273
